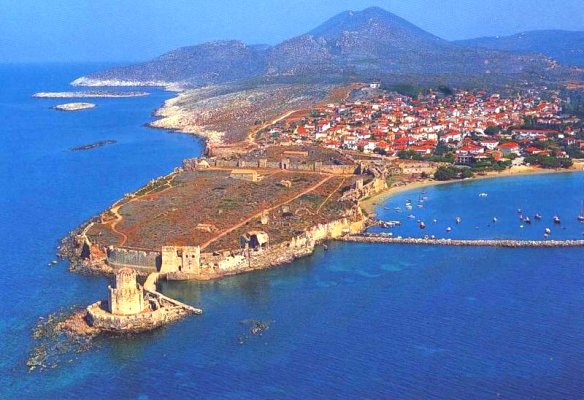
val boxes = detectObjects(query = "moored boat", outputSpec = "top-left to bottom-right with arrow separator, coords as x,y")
553,215 -> 561,224
524,216 -> 531,224
534,213 -> 542,220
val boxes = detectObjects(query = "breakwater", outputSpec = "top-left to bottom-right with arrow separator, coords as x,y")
339,234 -> 584,248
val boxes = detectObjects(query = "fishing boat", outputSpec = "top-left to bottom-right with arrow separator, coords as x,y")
534,213 -> 542,220
578,201 -> 584,222
524,216 -> 531,224
455,217 -> 462,224
553,215 -> 561,224
419,221 -> 426,229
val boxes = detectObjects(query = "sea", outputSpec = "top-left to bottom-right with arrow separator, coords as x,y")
1,64 -> 583,399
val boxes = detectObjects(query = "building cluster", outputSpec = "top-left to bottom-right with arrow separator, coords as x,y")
263,89 -> 582,165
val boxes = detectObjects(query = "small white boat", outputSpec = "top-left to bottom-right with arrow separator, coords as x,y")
478,192 -> 488,198
419,221 -> 426,229
455,217 -> 462,224
553,215 -> 561,224
408,214 -> 416,219
492,217 -> 498,223
446,226 -> 452,232
545,227 -> 552,235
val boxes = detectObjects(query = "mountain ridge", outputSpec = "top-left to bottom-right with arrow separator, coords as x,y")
454,30 -> 584,67
73,7 -> 576,88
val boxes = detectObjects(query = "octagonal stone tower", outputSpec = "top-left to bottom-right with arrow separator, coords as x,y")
108,267 -> 144,315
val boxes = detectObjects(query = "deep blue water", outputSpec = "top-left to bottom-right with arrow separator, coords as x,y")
1,64 -> 583,399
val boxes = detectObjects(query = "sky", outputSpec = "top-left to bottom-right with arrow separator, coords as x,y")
1,0 -> 583,63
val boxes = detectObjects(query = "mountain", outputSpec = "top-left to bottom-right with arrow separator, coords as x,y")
455,30 -> 584,67
74,7 -> 565,88
74,40 -> 267,87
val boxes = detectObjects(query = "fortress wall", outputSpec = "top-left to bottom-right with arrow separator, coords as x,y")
319,165 -> 357,174
86,301 -> 187,332
342,177 -> 388,202
186,157 -> 356,175
106,247 -> 161,273
198,215 -> 367,278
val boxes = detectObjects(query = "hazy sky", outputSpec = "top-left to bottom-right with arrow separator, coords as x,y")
1,0 -> 583,63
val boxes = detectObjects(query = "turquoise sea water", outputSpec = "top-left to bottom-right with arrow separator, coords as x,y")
1,64 -> 583,399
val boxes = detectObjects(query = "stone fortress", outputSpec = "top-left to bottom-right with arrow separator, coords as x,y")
85,267 -> 201,333
71,144 -> 425,281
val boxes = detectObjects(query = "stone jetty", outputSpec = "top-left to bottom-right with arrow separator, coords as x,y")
340,234 -> 584,248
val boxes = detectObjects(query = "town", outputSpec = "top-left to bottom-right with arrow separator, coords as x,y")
258,85 -> 583,177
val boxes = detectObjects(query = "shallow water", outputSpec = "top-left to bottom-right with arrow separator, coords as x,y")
1,64 -> 583,399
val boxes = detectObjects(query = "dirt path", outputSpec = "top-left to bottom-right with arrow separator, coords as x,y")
246,109 -> 300,143
316,177 -> 347,214
108,204 -> 128,247
105,174 -> 178,247
200,174 -> 334,250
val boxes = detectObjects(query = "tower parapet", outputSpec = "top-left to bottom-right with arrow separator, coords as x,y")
108,267 -> 144,315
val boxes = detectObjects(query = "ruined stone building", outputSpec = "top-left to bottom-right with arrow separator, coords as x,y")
161,246 -> 201,274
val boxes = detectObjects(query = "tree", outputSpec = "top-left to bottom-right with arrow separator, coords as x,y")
484,126 -> 501,136
434,166 -> 458,181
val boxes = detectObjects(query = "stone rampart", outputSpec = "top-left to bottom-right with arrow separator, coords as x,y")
106,247 -> 161,273
197,216 -> 367,278
185,157 -> 357,175
86,301 -> 188,332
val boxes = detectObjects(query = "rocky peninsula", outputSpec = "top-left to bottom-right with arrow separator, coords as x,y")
33,90 -> 149,98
